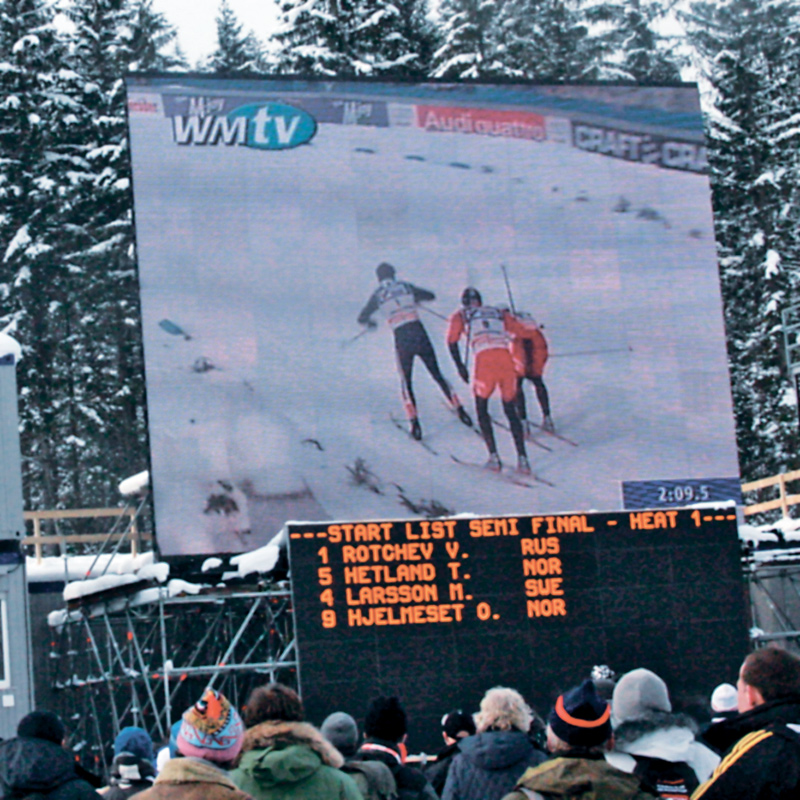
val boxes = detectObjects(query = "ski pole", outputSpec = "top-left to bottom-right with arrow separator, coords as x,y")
501,264 -> 517,315
419,305 -> 449,321
340,328 -> 371,349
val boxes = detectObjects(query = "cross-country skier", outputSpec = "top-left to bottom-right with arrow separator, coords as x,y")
509,313 -> 555,433
358,262 -> 472,440
446,287 -> 530,474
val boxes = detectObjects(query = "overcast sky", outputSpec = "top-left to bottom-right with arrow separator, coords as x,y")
151,0 -> 280,65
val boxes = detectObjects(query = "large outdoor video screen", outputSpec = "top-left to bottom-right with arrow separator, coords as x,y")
126,77 -> 741,557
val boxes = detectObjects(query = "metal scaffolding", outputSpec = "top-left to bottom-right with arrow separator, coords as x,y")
746,548 -> 800,656
48,580 -> 298,775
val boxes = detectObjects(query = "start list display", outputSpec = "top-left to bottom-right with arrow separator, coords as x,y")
288,508 -> 747,753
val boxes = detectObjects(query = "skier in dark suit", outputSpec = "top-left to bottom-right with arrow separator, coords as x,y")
358,262 -> 472,440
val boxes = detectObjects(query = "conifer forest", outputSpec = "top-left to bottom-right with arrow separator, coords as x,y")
1,0 -> 799,513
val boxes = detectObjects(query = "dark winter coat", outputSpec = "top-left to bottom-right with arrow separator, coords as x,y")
693,695 -> 800,799
0,737 -> 102,800
341,759 -> 397,800
606,711 -> 719,794
503,750 -> 658,800
129,756 -> 253,800
441,729 -> 546,800
424,741 -> 461,796
229,721 -> 362,800
356,739 -> 436,800
101,753 -> 156,800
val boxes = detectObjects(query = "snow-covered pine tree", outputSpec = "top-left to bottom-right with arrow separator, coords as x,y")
0,0 -> 87,509
434,0 -> 606,80
124,0 -> 187,72
206,0 -> 266,74
19,0 -> 150,509
586,0 -> 683,82
354,0 -> 438,77
684,0 -> 800,482
431,0 -> 506,78
272,0 -> 363,75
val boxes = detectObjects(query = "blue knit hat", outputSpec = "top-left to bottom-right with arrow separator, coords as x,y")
114,726 -> 155,765
548,679 -> 611,748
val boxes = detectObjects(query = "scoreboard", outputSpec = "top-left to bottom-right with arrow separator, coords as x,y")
288,508 -> 748,754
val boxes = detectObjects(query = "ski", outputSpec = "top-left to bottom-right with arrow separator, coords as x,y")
450,454 -> 554,489
491,417 -> 553,452
389,414 -> 438,455
525,420 -> 578,447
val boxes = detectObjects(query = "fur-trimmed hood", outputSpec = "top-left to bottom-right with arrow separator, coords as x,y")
239,721 -> 344,768
232,720 -> 348,789
613,710 -> 698,750
607,711 -> 719,783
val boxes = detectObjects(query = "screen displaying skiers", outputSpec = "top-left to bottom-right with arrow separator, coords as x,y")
126,77 -> 742,556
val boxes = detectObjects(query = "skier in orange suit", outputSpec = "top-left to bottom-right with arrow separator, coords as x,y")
509,314 -> 554,433
446,287 -> 530,474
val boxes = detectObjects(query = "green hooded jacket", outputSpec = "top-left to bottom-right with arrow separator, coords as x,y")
503,753 -> 657,800
229,721 -> 363,800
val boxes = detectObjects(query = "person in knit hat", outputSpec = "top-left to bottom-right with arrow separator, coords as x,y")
709,682 -> 738,723
606,668 -> 719,797
503,680 -> 657,800
229,683 -> 362,800
0,710 -> 102,800
356,696 -> 437,800
132,689 -> 253,800
321,711 -> 398,800
176,688 -> 245,764
102,726 -> 157,800
425,710 -> 476,795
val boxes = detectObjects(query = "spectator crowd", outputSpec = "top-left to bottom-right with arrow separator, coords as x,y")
1,646 -> 799,799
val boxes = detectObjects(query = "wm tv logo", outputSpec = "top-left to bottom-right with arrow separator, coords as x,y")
172,102 -> 317,150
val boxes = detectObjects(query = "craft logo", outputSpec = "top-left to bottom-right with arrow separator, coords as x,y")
172,102 -> 317,150
573,123 -> 708,173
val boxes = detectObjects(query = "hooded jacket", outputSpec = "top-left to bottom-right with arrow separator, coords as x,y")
442,730 -> 546,800
0,737 -> 101,800
606,711 -> 719,789
356,738 -> 435,800
503,751 -> 658,800
229,721 -> 362,800
692,695 -> 800,800
128,756 -> 252,800
101,752 -> 157,800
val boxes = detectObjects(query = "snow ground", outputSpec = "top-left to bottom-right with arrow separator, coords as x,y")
128,83 -> 739,556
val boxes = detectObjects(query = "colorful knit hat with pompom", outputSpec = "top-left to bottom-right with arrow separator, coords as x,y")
176,689 -> 244,763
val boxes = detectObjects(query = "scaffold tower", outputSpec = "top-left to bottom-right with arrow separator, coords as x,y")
47,577 -> 298,775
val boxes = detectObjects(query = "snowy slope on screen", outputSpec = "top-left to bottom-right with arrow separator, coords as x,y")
127,82 -> 739,556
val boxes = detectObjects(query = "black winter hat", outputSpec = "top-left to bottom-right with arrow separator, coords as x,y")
376,262 -> 396,281
17,710 -> 66,745
442,710 -> 476,739
365,696 -> 407,742
548,679 -> 611,748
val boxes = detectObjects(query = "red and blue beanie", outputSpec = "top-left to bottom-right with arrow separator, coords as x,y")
176,689 -> 244,763
548,679 -> 611,748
